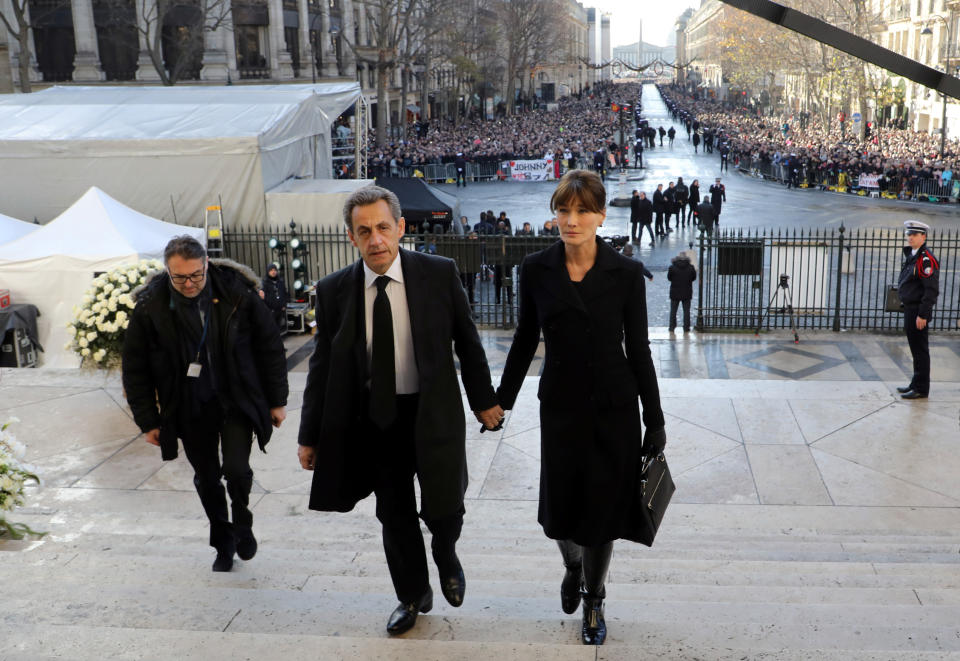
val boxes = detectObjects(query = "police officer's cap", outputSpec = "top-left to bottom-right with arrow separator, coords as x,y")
904,220 -> 930,235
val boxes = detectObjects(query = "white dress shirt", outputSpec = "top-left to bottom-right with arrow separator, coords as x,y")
363,254 -> 419,394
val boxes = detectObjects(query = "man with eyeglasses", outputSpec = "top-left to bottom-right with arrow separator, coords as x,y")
122,235 -> 288,572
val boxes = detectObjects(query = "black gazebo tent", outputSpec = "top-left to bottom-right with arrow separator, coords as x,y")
375,178 -> 455,231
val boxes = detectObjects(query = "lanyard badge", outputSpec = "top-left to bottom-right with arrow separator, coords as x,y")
187,307 -> 212,378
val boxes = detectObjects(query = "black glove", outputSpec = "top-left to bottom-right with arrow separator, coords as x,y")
641,427 -> 666,458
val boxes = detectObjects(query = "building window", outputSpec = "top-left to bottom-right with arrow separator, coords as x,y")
93,0 -> 138,81
236,24 -> 269,77
285,26 -> 300,76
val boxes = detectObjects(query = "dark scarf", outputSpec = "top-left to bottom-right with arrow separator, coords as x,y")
169,280 -> 220,419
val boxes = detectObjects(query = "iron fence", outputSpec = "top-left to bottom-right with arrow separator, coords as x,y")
696,226 -> 960,332
221,226 -> 558,328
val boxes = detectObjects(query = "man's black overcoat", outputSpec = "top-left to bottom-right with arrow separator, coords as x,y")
298,248 -> 497,520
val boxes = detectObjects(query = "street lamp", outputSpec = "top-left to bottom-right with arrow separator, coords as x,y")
922,14 -> 955,155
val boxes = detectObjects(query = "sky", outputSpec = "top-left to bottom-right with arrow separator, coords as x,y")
587,0 -> 702,50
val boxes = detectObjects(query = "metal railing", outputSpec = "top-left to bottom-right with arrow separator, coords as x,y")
737,156 -> 958,201
221,226 -> 559,328
696,226 -> 960,332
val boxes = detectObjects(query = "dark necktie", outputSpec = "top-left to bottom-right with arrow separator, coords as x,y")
369,275 -> 396,429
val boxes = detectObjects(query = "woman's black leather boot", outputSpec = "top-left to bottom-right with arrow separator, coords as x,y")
556,539 -> 583,614
580,541 -> 613,645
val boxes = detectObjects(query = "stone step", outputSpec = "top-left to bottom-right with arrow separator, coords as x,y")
5,625 -> 960,661
3,586 -> 960,651
21,490 -> 960,539
10,514 -> 960,562
5,539 -> 960,590
6,558 -> 956,607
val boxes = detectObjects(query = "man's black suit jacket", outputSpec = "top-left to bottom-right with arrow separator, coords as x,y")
298,248 -> 497,520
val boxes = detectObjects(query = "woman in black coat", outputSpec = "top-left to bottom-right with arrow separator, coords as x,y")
688,179 -> 701,223
496,170 -> 666,646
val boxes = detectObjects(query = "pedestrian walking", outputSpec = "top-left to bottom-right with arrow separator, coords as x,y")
688,179 -> 701,222
637,191 -> 654,245
667,126 -> 676,146
663,182 -> 677,232
297,185 -> 504,635
652,184 -> 666,236
896,220 -> 939,399
692,131 -> 700,153
675,177 -> 689,227
696,200 -> 716,235
667,252 -> 696,333
658,126 -> 666,146
455,152 -> 467,187
709,178 -> 726,223
122,236 -> 289,573
496,169 -> 666,646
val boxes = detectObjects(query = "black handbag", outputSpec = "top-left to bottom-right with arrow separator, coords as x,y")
885,285 -> 903,313
623,453 -> 675,547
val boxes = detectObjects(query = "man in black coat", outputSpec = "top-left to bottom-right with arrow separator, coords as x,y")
667,252 -> 697,332
636,191 -> 654,245
709,178 -> 726,223
674,177 -> 689,227
629,189 -> 642,241
696,200 -> 716,234
260,262 -> 287,331
663,182 -> 677,232
122,237 -> 288,573
297,185 -> 504,635
652,184 -> 666,236
896,220 -> 940,399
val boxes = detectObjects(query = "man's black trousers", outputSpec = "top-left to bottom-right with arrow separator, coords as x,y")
369,393 -> 463,604
180,403 -> 255,552
903,305 -> 931,394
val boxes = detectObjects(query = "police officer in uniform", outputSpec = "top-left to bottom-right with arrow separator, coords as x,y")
897,220 -> 939,399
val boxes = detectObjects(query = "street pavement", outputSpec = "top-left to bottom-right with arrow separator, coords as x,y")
447,84 -> 960,326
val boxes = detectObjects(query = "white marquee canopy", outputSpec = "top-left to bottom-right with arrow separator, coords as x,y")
0,82 -> 362,227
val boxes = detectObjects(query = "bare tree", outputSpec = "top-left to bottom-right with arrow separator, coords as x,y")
0,0 -> 68,92
129,0 -> 232,85
492,0 -> 565,115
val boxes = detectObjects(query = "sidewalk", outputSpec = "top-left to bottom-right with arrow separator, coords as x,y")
1,329 -> 959,658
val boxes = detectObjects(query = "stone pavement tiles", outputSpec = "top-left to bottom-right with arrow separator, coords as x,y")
2,356 -> 960,657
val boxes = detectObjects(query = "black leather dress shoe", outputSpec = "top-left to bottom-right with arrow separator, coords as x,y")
236,530 -> 257,561
901,390 -> 928,399
435,551 -> 466,607
896,385 -> 913,394
212,548 -> 234,572
386,587 -> 433,635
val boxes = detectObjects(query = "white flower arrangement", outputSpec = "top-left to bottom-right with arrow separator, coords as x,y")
0,417 -> 43,539
66,259 -> 162,369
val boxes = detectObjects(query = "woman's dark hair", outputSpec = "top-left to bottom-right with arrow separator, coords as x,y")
550,169 -> 606,214
163,235 -> 206,264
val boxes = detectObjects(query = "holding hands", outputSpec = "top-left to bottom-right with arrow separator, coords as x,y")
475,404 -> 505,432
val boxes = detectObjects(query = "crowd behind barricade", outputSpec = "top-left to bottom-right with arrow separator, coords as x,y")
366,81 -> 642,181
657,83 -> 960,203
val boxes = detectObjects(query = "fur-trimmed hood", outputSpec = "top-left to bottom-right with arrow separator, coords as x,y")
132,257 -> 260,302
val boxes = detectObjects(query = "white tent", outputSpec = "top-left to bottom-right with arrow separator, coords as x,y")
0,83 -> 362,228
264,178 -> 374,229
0,187 -> 205,367
0,213 -> 36,244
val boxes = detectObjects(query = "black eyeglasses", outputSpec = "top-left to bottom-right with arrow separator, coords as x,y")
169,268 -> 206,284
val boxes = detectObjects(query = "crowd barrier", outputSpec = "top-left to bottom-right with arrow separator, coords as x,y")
738,156 -> 957,203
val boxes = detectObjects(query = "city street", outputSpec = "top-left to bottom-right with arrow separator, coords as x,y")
447,84 -> 960,326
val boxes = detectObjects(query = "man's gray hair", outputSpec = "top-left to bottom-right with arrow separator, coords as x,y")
342,185 -> 402,231
163,235 -> 206,264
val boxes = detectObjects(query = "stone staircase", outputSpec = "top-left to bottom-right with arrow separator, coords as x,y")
3,489 -> 960,660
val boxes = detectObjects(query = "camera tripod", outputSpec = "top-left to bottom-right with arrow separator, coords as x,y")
755,273 -> 800,344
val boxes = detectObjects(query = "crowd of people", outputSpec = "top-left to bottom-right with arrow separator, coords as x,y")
657,83 -> 960,199
365,81 -> 641,178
